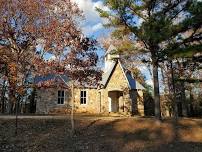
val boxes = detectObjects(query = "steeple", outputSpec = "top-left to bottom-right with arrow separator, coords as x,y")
104,45 -> 120,71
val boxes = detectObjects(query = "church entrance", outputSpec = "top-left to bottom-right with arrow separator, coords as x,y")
108,91 -> 123,112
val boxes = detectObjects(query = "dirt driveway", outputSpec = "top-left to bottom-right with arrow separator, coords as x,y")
0,114 -> 127,120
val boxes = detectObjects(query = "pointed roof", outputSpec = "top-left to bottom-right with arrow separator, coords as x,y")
101,61 -> 117,86
34,74 -> 97,88
100,60 -> 145,90
34,74 -> 69,84
126,72 -> 145,90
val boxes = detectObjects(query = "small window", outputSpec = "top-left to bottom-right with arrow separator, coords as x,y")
80,90 -> 87,104
58,90 -> 65,104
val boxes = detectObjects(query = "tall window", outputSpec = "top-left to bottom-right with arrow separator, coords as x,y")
80,90 -> 87,104
58,90 -> 65,104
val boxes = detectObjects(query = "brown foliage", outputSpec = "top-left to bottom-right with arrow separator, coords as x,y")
0,0 -> 101,112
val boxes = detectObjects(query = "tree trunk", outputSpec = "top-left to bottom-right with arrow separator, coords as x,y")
1,80 -> 6,113
170,61 -> 178,120
30,88 -> 36,113
15,97 -> 19,135
1,96 -> 5,113
8,62 -> 18,114
9,89 -> 16,114
152,59 -> 161,120
180,81 -> 187,117
71,83 -> 75,135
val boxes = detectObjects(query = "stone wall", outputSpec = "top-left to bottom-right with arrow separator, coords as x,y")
106,62 -> 128,91
137,90 -> 144,116
74,88 -> 99,113
100,62 -> 132,115
36,88 -> 70,114
36,87 -> 99,114
35,62 -> 145,115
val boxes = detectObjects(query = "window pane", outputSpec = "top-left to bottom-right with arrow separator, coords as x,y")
81,91 -> 83,97
58,98 -> 61,104
84,91 -> 86,97
61,98 -> 64,104
80,98 -> 83,104
61,91 -> 64,97
84,98 -> 86,104
58,91 -> 61,97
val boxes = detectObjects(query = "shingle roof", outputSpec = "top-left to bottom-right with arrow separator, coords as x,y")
34,74 -> 69,84
126,72 -> 145,90
34,74 -> 97,88
100,61 -> 117,87
34,60 -> 145,90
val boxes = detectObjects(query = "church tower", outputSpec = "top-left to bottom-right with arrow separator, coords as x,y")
104,45 -> 120,71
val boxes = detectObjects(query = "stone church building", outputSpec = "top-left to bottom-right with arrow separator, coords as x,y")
35,45 -> 145,116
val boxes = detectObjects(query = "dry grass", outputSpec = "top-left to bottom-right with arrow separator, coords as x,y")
0,116 -> 202,152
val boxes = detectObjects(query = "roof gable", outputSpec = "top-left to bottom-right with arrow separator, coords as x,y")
106,61 -> 129,89
101,60 -> 145,90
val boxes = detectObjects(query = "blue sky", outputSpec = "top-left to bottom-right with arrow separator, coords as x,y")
72,0 -> 155,88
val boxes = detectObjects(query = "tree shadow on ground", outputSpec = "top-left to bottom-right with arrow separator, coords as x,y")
1,117 -> 202,152
73,118 -> 202,152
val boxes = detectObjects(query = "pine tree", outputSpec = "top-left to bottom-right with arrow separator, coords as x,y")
97,0 -> 202,120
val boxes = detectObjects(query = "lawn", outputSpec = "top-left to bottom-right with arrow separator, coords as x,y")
0,116 -> 202,152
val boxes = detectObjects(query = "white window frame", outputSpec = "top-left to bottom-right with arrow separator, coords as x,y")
80,90 -> 87,105
58,90 -> 65,105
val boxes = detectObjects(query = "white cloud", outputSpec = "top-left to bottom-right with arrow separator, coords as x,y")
71,0 -> 109,36
81,26 -> 92,36
92,23 -> 103,32
81,23 -> 103,36
93,1 -> 109,12
72,0 -> 109,21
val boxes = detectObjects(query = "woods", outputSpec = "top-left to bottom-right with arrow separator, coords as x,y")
97,0 -> 202,119
0,0 -> 101,114
0,1 -> 202,152
0,0 -> 201,120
